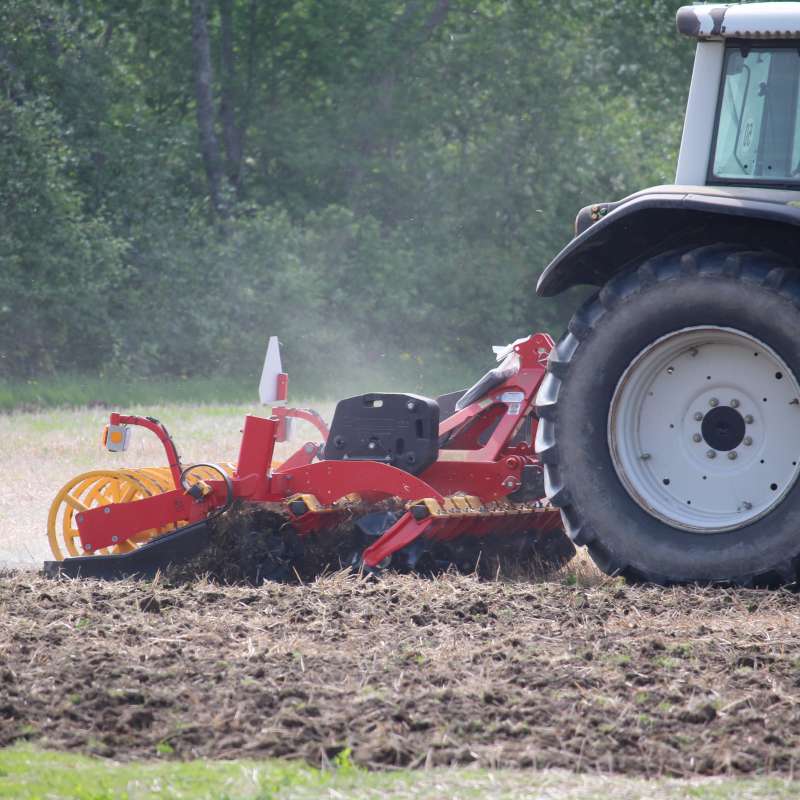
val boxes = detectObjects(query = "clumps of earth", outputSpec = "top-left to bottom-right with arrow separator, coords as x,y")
165,503 -> 576,586
2,569 -> 798,776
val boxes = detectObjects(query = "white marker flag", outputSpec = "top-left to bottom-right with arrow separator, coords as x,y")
259,336 -> 284,405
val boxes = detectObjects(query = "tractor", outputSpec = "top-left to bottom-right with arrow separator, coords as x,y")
535,2 -> 800,585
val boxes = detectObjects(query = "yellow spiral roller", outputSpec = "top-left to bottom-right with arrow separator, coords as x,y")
47,464 -> 236,561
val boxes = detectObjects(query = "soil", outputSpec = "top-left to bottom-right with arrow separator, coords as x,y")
169,505 -> 576,585
2,568 -> 800,776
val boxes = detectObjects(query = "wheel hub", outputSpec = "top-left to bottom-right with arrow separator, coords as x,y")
608,326 -> 800,533
701,405 -> 745,452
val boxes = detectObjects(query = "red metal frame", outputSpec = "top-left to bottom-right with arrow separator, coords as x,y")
273,406 -> 329,443
108,412 -> 184,488
74,332 -> 561,567
276,372 -> 289,403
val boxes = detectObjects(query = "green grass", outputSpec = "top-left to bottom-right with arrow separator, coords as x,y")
0,375 -> 261,413
0,354 -> 478,413
2,746 -> 800,800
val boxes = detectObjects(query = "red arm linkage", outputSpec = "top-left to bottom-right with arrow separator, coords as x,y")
110,413 -> 184,489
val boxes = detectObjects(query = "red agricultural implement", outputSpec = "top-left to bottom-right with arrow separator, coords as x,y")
44,333 -> 574,582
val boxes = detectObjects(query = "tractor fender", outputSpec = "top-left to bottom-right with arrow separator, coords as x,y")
536,187 -> 800,297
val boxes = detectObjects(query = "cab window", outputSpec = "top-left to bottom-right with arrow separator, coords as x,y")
711,45 -> 800,184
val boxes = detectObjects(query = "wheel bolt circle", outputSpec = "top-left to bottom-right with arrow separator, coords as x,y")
706,450 -> 716,459
745,415 -> 754,424
744,436 -> 752,446
694,412 -> 704,421
709,398 -> 719,407
730,398 -> 740,408
692,433 -> 702,442
728,451 -> 738,460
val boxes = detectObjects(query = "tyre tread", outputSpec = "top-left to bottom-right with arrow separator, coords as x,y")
536,244 -> 800,587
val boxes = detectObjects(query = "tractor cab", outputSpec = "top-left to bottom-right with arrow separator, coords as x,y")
677,3 -> 800,189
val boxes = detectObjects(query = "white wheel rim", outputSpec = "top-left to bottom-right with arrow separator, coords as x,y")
608,326 -> 800,532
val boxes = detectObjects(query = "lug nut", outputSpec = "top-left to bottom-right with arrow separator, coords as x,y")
745,415 -> 754,424
709,398 -> 719,407
694,412 -> 704,421
730,399 -> 740,408
744,436 -> 752,446
727,451 -> 738,460
706,450 -> 716,459
692,433 -> 702,442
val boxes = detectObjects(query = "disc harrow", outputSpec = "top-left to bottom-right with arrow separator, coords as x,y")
43,332 -> 575,583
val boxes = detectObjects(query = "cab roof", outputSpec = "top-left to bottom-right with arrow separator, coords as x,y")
677,3 -> 800,39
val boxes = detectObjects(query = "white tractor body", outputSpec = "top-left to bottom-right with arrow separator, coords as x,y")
677,3 -> 800,188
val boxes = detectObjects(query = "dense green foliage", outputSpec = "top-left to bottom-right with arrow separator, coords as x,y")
0,1 -> 693,393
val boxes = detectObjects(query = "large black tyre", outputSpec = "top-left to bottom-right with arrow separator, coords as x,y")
536,245 -> 800,586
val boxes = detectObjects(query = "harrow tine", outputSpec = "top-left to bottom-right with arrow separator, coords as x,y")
361,512 -> 435,568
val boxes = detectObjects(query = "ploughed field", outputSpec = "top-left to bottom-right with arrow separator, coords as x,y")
2,569 -> 800,777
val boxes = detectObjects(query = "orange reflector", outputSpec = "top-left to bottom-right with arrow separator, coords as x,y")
104,423 -> 131,453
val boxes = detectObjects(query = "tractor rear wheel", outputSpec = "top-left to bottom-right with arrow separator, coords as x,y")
536,245 -> 800,586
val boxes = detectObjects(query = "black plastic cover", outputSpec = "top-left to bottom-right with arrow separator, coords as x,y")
536,190 -> 800,297
435,389 -> 466,421
325,393 -> 439,475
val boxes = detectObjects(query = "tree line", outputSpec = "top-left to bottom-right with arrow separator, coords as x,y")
0,0 -> 693,391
